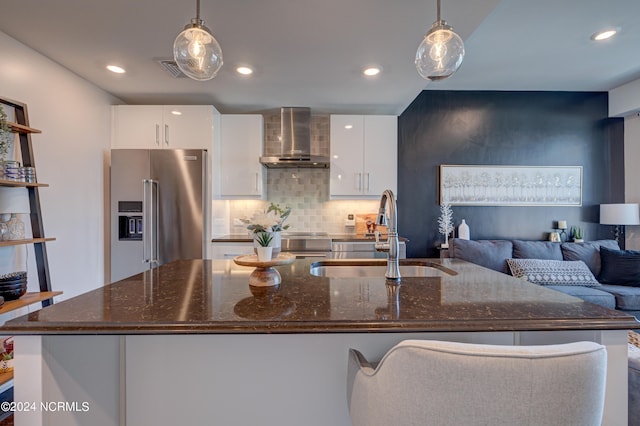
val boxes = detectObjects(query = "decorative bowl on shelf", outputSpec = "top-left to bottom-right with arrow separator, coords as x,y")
0,271 -> 27,300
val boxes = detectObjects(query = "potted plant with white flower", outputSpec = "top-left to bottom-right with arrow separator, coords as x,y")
243,203 -> 291,256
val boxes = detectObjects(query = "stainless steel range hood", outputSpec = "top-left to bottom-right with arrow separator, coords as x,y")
260,107 -> 330,168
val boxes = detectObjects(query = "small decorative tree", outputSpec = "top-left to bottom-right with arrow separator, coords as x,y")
438,200 -> 454,248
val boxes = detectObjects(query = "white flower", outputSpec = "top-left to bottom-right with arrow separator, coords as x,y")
250,211 -> 279,231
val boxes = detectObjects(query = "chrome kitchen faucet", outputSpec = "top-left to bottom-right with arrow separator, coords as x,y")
375,189 -> 401,281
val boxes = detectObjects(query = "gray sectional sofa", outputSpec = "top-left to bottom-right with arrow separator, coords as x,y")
449,238 -> 640,321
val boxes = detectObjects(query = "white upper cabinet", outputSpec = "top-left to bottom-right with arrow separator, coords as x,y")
216,114 -> 265,199
111,105 -> 214,150
330,115 -> 397,199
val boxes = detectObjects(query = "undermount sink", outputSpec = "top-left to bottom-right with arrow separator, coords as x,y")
309,260 -> 456,278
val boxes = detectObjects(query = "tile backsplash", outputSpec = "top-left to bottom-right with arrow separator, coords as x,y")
215,168 -> 378,235
213,112 -> 378,236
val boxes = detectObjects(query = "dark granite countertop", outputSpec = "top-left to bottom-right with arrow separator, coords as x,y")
2,258 -> 637,335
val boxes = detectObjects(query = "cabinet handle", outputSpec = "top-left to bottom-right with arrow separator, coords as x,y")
356,173 -> 362,191
255,173 -> 259,192
164,124 -> 169,146
155,124 -> 160,146
365,173 -> 370,192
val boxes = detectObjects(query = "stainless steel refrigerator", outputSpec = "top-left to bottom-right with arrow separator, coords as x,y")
110,149 -> 209,282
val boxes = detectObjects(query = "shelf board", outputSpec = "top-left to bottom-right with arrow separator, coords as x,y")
6,122 -> 41,134
0,291 -> 62,316
0,238 -> 56,248
0,371 -> 12,387
0,179 -> 48,188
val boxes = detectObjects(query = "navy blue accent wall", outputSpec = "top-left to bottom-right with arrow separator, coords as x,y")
398,91 -> 625,258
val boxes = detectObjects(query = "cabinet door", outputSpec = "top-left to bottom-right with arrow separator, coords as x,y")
363,115 -> 397,196
219,115 -> 264,198
162,106 -> 214,150
112,106 -> 163,149
330,115 -> 365,198
211,242 -> 254,259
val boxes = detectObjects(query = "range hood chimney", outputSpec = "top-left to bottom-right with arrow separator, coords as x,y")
260,107 -> 330,168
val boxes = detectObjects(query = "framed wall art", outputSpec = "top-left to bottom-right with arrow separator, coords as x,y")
439,165 -> 582,206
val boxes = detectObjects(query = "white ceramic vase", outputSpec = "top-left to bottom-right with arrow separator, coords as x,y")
458,219 -> 470,240
256,246 -> 273,262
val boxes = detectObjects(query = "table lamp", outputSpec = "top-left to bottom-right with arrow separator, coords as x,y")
600,203 -> 640,244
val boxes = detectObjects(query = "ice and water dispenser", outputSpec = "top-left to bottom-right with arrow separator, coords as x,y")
117,201 -> 143,241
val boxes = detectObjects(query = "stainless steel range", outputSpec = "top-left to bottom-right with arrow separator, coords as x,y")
280,232 -> 332,258
280,232 -> 406,259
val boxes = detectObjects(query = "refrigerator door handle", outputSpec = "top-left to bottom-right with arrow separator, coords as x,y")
142,179 -> 151,264
142,179 -> 160,265
149,179 -> 159,266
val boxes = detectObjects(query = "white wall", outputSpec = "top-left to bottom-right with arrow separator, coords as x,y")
609,78 -> 640,249
0,31 -> 118,300
624,113 -> 640,250
609,78 -> 640,117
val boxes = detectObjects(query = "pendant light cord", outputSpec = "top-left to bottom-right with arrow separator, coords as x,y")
196,0 -> 201,21
436,0 -> 441,22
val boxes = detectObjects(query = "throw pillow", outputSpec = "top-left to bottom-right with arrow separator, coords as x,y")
506,258 -> 601,287
561,239 -> 620,277
599,246 -> 640,287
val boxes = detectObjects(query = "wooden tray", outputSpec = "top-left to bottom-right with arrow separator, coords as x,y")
233,253 -> 296,269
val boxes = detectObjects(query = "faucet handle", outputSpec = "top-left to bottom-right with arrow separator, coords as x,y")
374,231 -> 389,252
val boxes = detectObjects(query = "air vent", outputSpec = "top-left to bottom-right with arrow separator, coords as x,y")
157,60 -> 187,78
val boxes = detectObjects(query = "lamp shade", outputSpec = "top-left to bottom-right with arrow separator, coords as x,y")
600,203 -> 640,225
0,187 -> 30,214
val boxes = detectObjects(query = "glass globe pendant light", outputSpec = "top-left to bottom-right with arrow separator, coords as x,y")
415,0 -> 465,81
173,0 -> 223,81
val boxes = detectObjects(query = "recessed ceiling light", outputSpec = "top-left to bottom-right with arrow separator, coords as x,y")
591,28 -> 619,41
362,66 -> 382,77
171,110 -> 182,116
344,124 -> 353,129
106,65 -> 126,74
236,66 -> 254,76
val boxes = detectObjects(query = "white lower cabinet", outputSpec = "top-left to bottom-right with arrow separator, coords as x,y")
330,115 -> 397,199
216,114 -> 265,199
211,242 -> 253,259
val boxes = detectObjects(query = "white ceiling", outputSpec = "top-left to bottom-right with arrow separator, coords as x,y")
1,0 -> 639,115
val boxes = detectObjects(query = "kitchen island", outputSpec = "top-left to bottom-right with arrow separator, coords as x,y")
2,258 -> 637,425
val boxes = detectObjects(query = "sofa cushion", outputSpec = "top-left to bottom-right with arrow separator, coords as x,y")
561,240 -> 620,277
506,258 -> 601,287
545,285 -> 616,309
599,246 -> 640,286
450,239 -> 513,274
598,285 -> 640,310
512,240 -> 563,260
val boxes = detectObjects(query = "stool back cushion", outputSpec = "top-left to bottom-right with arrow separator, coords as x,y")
348,340 -> 607,426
